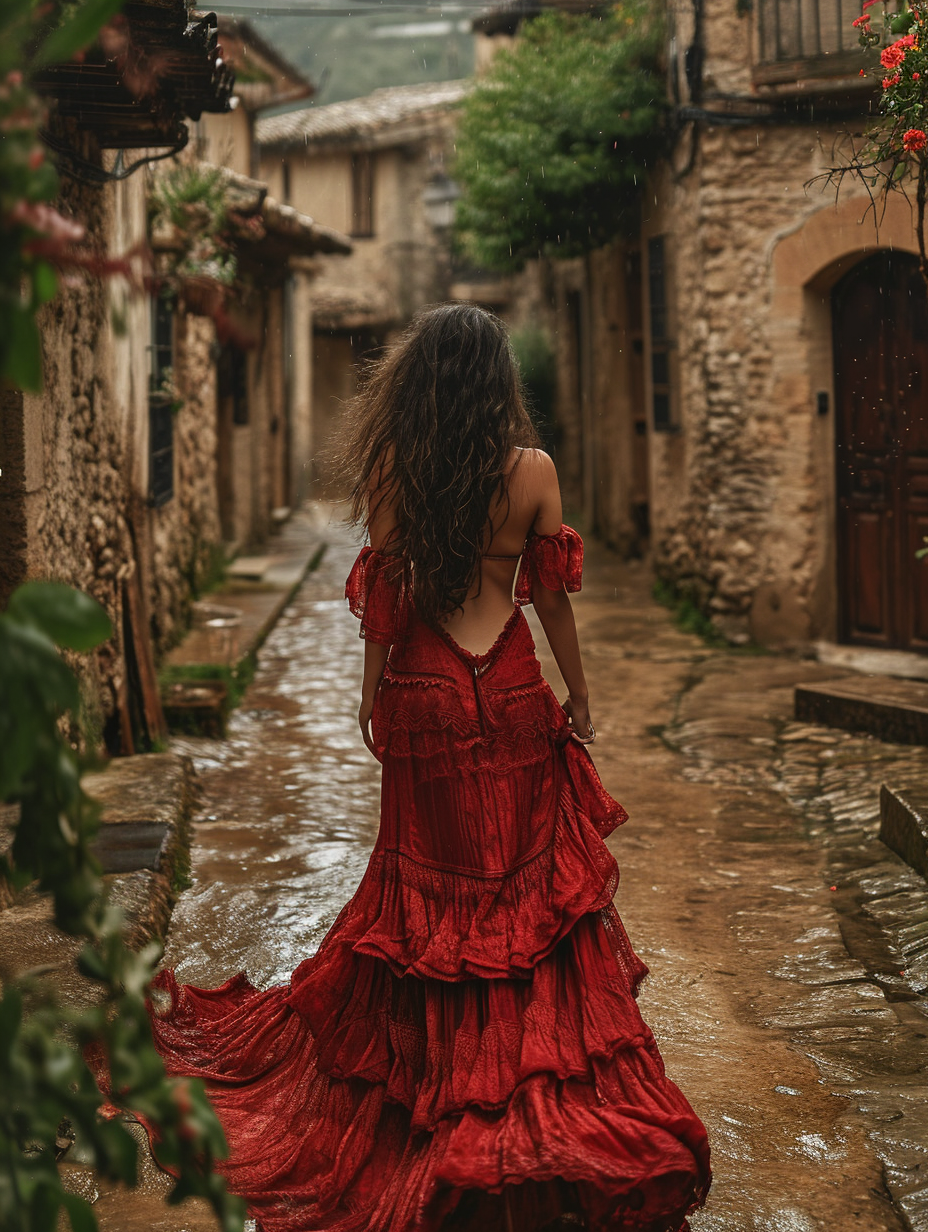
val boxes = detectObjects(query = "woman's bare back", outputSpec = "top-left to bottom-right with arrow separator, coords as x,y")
439,447 -> 564,655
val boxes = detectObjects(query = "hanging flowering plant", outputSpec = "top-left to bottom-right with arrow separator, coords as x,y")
821,3 -> 928,286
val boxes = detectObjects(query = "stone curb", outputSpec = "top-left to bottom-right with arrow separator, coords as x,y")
795,676 -> 928,745
880,783 -> 928,882
0,753 -> 196,1001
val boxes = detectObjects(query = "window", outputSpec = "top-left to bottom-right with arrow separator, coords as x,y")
351,151 -> 374,237
647,236 -> 674,432
218,343 -> 249,425
148,292 -> 175,506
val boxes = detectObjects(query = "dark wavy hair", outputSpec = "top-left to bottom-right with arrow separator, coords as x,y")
343,302 -> 540,628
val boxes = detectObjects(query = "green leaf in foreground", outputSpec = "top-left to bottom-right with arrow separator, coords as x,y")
8,582 -> 112,651
34,0 -> 125,68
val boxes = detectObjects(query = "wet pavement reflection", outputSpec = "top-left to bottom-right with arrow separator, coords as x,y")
120,507 -> 928,1231
162,516 -> 381,988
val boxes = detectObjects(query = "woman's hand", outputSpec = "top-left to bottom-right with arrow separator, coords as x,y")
563,694 -> 595,745
359,698 -> 379,759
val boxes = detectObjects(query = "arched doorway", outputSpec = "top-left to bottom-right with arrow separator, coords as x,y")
832,251 -> 928,650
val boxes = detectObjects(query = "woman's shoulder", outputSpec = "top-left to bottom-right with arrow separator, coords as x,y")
513,445 -> 555,468
509,448 -> 562,536
509,447 -> 557,490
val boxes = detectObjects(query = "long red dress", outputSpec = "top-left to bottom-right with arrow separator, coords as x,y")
146,526 -> 711,1232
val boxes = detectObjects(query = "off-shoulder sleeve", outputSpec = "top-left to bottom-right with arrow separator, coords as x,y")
514,525 -> 584,606
345,548 -> 406,646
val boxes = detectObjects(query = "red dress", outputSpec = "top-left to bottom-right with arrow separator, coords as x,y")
147,526 -> 711,1232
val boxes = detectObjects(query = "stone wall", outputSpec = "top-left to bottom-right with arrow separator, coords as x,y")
148,312 -> 222,656
534,0 -> 921,646
19,172 -> 135,740
0,156 -> 231,741
646,97 -> 917,644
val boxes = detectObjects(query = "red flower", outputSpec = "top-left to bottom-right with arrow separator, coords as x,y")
915,71 -> 922,80
881,41 -> 908,70
9,200 -> 85,242
852,14 -> 871,25
883,72 -> 902,88
904,127 -> 928,152
860,68 -> 867,75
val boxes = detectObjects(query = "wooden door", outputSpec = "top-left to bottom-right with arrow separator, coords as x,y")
833,252 -> 928,650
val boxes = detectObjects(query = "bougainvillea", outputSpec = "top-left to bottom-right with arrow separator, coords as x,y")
820,4 -> 928,288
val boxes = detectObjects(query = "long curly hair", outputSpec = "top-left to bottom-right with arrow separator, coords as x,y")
343,303 -> 540,628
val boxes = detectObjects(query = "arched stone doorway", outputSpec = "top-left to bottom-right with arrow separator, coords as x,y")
832,251 -> 928,649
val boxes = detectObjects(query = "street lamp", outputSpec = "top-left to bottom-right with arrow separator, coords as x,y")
422,173 -> 460,231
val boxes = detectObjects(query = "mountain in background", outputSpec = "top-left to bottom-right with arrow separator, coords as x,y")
244,7 -> 476,107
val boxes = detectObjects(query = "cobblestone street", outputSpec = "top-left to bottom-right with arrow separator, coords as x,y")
96,509 -> 928,1232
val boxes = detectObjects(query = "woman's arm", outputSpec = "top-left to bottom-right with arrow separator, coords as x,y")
358,464 -> 397,756
524,450 -> 594,744
531,586 -> 593,743
359,640 -> 389,758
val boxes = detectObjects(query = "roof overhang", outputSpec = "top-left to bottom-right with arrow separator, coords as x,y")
215,16 -> 313,113
34,1 -> 234,150
217,168 -> 352,276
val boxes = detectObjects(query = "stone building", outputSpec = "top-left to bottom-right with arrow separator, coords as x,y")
0,7 -> 350,752
255,81 -> 469,491
478,0 -> 928,654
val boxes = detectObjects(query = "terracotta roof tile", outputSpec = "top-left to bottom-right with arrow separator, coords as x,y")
256,80 -> 470,148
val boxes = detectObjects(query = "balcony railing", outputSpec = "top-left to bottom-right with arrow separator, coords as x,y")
754,0 -> 897,86
757,0 -> 852,64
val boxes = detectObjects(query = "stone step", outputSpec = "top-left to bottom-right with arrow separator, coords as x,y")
794,676 -> 928,745
880,785 -> 928,882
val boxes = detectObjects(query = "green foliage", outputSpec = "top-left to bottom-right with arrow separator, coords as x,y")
511,324 -> 558,449
150,163 -> 229,235
0,583 -> 245,1232
159,656 -> 256,725
150,162 -> 238,288
454,3 -> 666,272
0,0 -> 124,391
819,5 -> 928,287
33,0 -> 124,69
652,577 -> 728,648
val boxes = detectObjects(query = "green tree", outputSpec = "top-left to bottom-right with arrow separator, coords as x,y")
454,2 -> 666,273
0,582 -> 245,1232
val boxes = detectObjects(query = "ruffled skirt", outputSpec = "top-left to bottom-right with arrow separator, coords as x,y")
145,609 -> 711,1230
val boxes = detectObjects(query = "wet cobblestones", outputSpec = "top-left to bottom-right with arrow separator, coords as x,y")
660,653 -> 928,1230
96,511 -> 928,1231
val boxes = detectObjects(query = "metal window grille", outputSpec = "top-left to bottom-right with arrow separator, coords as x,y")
148,292 -> 174,506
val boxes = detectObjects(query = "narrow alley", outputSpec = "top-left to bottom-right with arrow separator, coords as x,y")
95,510 -> 928,1232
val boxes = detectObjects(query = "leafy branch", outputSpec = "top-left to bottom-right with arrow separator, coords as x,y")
453,0 -> 666,273
150,162 -> 238,289
810,3 -> 928,288
0,582 -> 246,1232
0,0 -> 149,393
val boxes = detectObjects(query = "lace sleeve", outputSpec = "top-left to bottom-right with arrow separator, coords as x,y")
345,548 -> 406,646
514,525 -> 584,606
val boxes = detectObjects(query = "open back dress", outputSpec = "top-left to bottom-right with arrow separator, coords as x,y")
145,526 -> 711,1232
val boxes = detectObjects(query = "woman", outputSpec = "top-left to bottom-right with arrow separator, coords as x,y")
146,304 -> 711,1231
